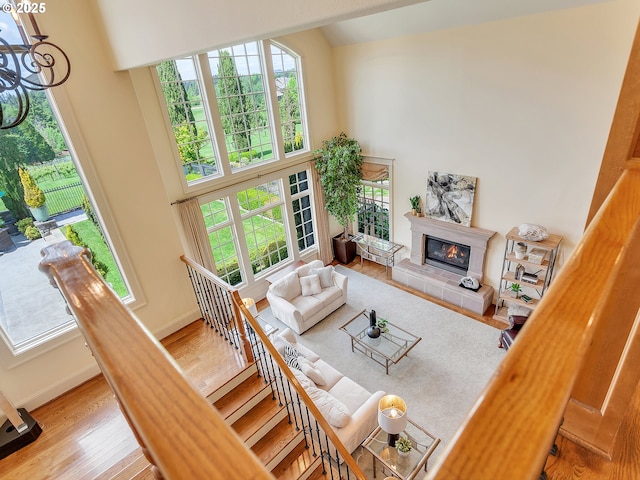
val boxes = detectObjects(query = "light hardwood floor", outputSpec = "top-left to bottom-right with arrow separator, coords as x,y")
1,259 -> 637,479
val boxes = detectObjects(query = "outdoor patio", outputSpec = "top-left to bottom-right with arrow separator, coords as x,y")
0,210 -> 86,349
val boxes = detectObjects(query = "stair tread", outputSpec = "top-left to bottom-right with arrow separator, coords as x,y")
232,395 -> 284,441
252,417 -> 303,465
214,374 -> 269,419
271,440 -> 323,480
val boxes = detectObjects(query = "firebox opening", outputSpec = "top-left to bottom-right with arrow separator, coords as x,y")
424,235 -> 471,275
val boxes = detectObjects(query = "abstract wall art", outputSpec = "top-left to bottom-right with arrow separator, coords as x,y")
425,172 -> 477,227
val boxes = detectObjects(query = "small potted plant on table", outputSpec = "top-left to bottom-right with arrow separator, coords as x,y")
396,436 -> 412,455
509,283 -> 522,299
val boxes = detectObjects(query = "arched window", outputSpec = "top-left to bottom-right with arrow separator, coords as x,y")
156,40 -> 308,185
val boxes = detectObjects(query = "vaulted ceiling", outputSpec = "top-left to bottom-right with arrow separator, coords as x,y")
320,0 -> 614,46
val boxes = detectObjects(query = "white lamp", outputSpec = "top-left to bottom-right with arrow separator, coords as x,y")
242,298 -> 258,318
378,394 -> 408,447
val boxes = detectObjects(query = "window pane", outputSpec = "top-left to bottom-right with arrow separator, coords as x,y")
358,182 -> 390,241
208,43 -> 273,171
202,199 -> 243,285
156,58 -> 218,183
238,181 -> 289,275
289,170 -> 315,250
272,44 -> 306,156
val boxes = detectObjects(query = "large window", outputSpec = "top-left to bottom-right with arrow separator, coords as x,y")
157,41 -> 307,185
203,168 -> 315,286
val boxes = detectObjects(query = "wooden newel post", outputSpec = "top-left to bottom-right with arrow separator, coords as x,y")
232,291 -> 255,364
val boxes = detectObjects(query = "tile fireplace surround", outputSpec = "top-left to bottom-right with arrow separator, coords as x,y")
392,213 -> 495,315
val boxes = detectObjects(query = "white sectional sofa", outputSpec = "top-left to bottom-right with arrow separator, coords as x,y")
272,328 -> 386,454
266,260 -> 347,334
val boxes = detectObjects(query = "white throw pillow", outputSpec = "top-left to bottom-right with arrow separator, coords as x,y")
296,259 -> 324,278
309,266 -> 334,289
300,274 -> 322,296
306,386 -> 351,428
297,357 -> 326,386
271,335 -> 292,357
270,271 -> 301,301
291,367 -> 315,390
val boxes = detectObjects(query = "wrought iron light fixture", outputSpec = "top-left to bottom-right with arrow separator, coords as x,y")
0,6 -> 71,129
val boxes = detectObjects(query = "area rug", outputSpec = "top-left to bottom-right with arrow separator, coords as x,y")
259,265 -> 506,465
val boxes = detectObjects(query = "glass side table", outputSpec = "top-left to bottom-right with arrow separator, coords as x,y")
352,233 -> 403,276
362,418 -> 441,480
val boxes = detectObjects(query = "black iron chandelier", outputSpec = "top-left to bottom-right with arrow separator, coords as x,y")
0,6 -> 71,129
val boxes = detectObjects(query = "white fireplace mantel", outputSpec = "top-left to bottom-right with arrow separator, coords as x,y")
392,213 -> 496,315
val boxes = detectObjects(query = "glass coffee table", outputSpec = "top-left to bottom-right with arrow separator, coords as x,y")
339,310 -> 421,374
363,418 -> 440,480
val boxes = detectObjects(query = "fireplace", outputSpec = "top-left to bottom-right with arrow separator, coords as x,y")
392,213 -> 496,314
425,236 -> 471,275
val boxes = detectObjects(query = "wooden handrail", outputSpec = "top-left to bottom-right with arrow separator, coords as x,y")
230,288 -> 366,478
39,242 -> 272,480
427,162 -> 640,479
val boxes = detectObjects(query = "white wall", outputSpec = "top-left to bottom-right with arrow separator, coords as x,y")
333,0 -> 640,291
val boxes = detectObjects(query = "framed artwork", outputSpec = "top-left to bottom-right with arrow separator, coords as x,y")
425,172 -> 477,227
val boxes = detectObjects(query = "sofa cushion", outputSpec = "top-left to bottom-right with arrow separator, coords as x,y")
270,271 -> 301,301
296,259 -> 324,278
298,357 -> 326,386
306,386 -> 351,428
290,295 -> 324,319
314,359 -> 344,391
309,265 -> 334,288
311,285 -> 343,306
328,377 -> 372,415
300,274 -> 322,296
271,334 -> 292,357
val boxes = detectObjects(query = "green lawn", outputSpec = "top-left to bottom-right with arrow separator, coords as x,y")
65,220 -> 129,298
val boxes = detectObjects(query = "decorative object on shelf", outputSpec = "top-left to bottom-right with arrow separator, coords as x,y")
528,248 -> 546,265
517,223 -> 549,242
0,10 -> 71,129
366,309 -> 380,338
409,195 -> 422,216
514,242 -> 527,259
314,132 -> 363,264
395,436 -> 412,454
460,276 -> 480,290
509,283 -> 522,298
378,394 -> 408,447
425,171 -> 477,227
514,263 -> 525,281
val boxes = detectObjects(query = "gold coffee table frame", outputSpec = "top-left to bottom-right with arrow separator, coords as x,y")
339,310 -> 422,374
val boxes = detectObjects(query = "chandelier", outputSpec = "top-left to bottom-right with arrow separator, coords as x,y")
0,5 -> 71,129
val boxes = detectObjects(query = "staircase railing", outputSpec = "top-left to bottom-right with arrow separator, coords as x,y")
180,255 -> 366,479
39,242 -> 271,480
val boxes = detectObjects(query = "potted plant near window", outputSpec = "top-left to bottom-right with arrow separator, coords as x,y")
18,167 -> 48,222
396,436 -> 412,455
314,132 -> 363,264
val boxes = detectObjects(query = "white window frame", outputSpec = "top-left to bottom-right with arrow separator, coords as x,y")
154,40 -> 310,194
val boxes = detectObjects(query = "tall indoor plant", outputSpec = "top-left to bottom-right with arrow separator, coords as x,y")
314,132 -> 363,264
18,167 -> 49,221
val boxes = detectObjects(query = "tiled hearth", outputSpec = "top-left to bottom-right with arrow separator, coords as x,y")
392,213 -> 495,315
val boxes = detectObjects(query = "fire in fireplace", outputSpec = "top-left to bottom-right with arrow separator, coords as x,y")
424,235 -> 471,275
